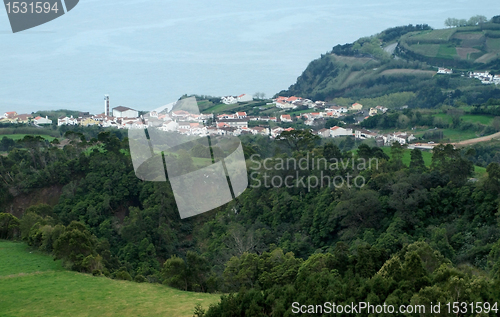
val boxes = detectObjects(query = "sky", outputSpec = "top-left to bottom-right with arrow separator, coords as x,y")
0,0 -> 497,114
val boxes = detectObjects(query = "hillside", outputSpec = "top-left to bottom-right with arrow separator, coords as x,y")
278,19 -> 500,102
0,241 -> 220,317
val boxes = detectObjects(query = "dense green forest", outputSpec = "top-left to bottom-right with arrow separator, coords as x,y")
1,126 -> 500,316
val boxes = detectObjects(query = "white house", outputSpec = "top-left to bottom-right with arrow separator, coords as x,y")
58,116 -> 78,126
237,94 -> 253,102
249,126 -> 269,136
493,75 -> 500,84
221,96 -> 238,105
276,101 -> 297,110
355,129 -> 378,139
437,67 -> 453,74
235,112 -> 247,118
317,128 -> 330,138
34,116 -> 52,125
161,121 -> 179,132
350,103 -> 363,111
3,111 -> 17,118
330,126 -> 353,138
216,119 -> 248,129
113,106 -> 138,118
280,114 -> 293,123
271,127 -> 284,138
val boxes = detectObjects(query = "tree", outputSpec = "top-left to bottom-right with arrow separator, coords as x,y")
279,130 -> 320,152
0,213 -> 20,239
323,143 -> 342,159
17,135 -> 45,167
162,255 -> 188,290
389,141 -> 405,171
485,162 -> 500,193
162,251 -> 209,292
409,148 -> 425,169
0,137 -> 15,151
325,118 -> 342,129
468,15 -> 487,26
333,190 -> 382,239
432,144 -> 473,186
357,143 -> 373,159
53,221 -> 96,271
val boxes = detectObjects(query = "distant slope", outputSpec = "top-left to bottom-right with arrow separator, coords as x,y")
398,24 -> 500,68
278,21 -> 500,101
0,241 -> 220,317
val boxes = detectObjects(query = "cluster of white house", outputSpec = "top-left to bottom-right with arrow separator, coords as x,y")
437,68 -> 500,85
300,104 -> 387,126
3,94 -> 417,146
273,96 -> 348,110
56,106 -> 141,128
0,112 -> 53,125
315,126 -> 416,146
437,67 -> 453,74
220,94 -> 254,105
469,71 -> 500,85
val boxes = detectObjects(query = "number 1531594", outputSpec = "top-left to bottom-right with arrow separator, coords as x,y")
5,2 -> 59,14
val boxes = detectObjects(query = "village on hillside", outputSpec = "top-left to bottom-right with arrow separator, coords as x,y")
2,65 -> 499,148
1,91 -> 432,149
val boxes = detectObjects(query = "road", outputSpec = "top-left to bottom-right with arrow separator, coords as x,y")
383,43 -> 398,55
452,131 -> 500,146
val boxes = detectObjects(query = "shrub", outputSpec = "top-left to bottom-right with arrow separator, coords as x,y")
134,274 -> 146,283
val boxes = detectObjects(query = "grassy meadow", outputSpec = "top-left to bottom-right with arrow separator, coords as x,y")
0,241 -> 220,317
0,134 -> 57,142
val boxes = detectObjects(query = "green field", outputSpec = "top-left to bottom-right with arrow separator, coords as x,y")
441,129 -> 479,142
486,38 -> 500,51
410,28 -> 457,42
461,115 -> 494,125
432,113 -> 496,125
0,241 -> 220,317
0,134 -> 57,142
408,44 -> 440,57
381,147 -> 432,167
437,44 -> 458,59
380,148 -> 485,177
203,103 -> 245,113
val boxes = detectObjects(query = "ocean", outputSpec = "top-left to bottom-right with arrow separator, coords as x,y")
0,0 -> 495,114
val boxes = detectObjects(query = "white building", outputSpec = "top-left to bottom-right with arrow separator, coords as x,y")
437,67 -> 453,74
216,119 -> 248,129
350,103 -> 363,111
237,94 -> 253,102
493,75 -> 500,84
276,101 -> 297,110
280,114 -> 293,122
34,116 -> 52,125
113,106 -> 139,118
58,116 -> 78,126
271,127 -> 284,138
355,129 -> 378,139
317,128 -> 330,138
330,126 -> 353,138
221,96 -> 238,105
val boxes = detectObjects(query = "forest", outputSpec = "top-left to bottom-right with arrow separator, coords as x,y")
0,127 -> 500,316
